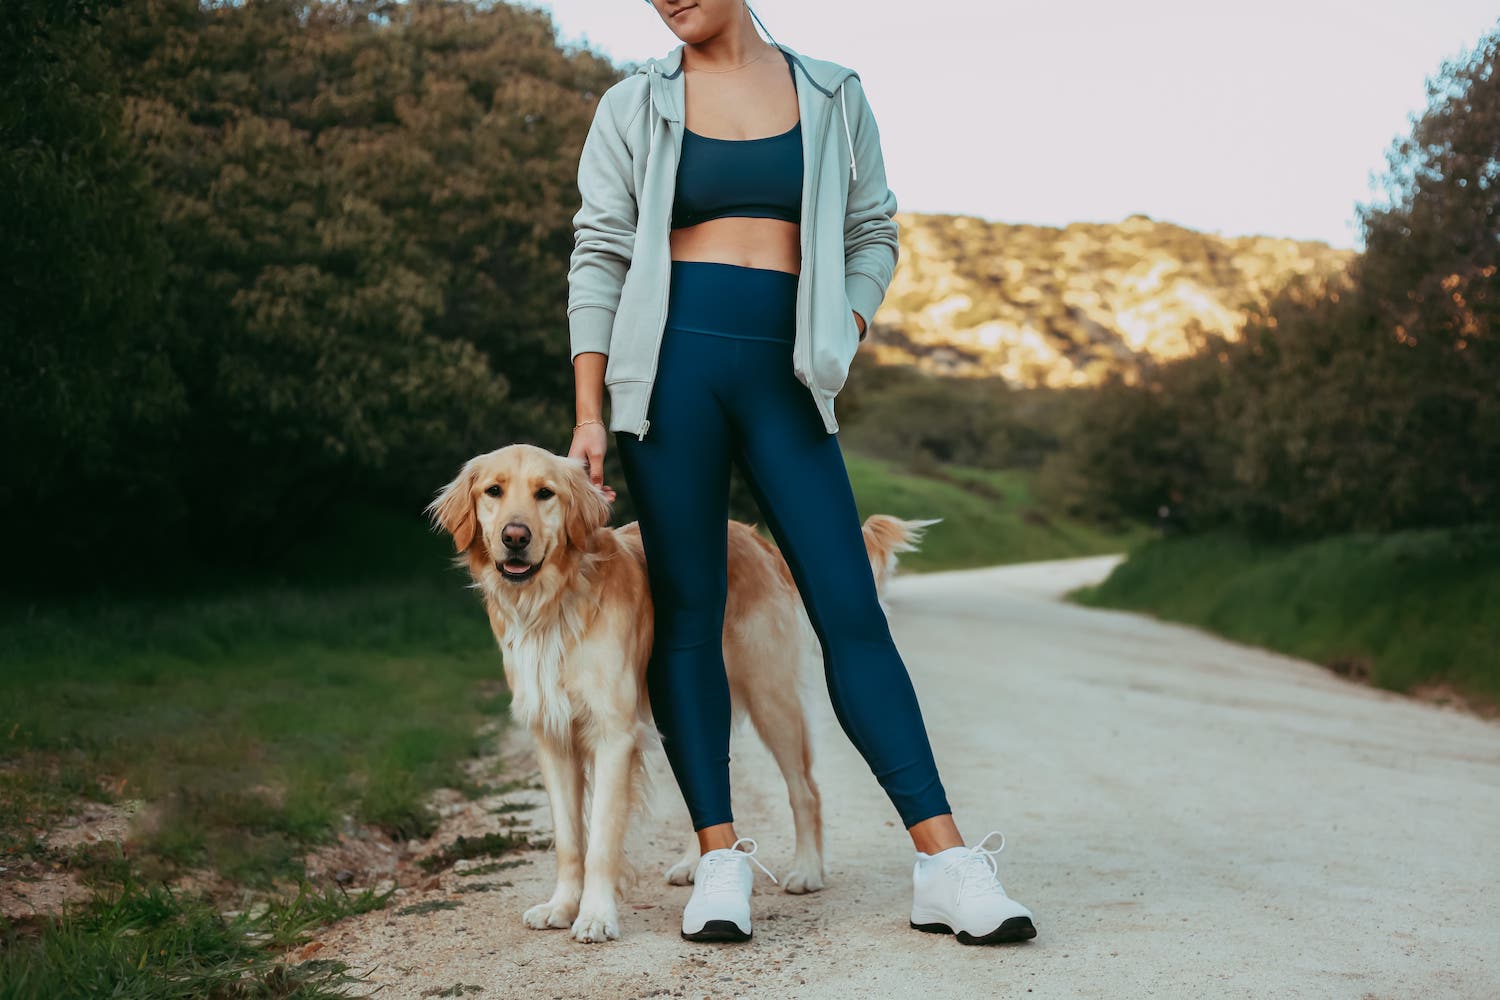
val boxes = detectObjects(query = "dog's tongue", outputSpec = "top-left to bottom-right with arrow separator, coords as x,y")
503,559 -> 531,574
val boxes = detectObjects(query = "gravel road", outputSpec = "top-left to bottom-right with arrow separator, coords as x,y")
315,554 -> 1500,999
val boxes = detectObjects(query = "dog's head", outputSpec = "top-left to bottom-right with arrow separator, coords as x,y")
426,443 -> 613,584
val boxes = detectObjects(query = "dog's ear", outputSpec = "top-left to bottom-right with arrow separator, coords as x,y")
427,458 -> 479,553
562,456 -> 613,553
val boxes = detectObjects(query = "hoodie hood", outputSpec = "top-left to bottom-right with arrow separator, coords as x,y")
638,41 -> 862,180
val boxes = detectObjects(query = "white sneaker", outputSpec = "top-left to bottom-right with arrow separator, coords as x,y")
910,831 -> 1037,944
681,837 -> 778,942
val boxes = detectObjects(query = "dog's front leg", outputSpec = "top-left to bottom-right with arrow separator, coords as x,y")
664,834 -> 701,885
570,733 -> 637,943
523,731 -> 585,930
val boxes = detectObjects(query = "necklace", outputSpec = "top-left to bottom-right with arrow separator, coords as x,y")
683,47 -> 771,74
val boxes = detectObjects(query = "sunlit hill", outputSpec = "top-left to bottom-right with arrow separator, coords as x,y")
872,211 -> 1357,387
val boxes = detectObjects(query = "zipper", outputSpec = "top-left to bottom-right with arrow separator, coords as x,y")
636,65 -> 671,441
639,251 -> 667,441
637,239 -> 668,441
797,97 -> 836,418
638,128 -> 675,442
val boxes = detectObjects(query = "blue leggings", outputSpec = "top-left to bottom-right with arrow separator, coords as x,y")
614,259 -> 952,832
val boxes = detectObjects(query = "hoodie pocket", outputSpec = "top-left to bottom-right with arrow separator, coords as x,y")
809,292 -> 861,394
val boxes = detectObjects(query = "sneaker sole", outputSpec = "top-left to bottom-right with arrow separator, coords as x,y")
910,916 -> 1037,945
682,919 -> 752,943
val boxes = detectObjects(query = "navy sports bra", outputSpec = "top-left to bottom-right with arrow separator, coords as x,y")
671,48 -> 803,230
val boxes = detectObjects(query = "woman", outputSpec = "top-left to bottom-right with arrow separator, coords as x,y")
565,0 -> 1037,946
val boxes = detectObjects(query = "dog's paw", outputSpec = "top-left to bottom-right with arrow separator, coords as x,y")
664,855 -> 699,885
570,906 -> 621,943
523,898 -> 580,930
783,861 -> 826,895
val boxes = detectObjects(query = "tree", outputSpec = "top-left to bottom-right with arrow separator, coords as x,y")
3,0 -> 627,581
1353,20 -> 1499,528
0,0 -> 185,564
1040,20 -> 1500,539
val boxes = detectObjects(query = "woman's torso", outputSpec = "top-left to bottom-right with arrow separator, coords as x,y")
669,44 -> 802,276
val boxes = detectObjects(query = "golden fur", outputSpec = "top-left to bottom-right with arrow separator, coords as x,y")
427,442 -> 939,943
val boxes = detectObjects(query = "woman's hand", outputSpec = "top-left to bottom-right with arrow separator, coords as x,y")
568,421 -> 617,503
852,309 -> 867,338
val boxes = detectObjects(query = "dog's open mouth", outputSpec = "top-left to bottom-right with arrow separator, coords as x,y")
498,555 -> 543,582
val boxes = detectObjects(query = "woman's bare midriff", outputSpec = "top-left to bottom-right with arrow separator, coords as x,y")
670,217 -> 801,276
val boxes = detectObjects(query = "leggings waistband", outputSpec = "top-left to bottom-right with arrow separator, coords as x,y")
665,259 -> 798,343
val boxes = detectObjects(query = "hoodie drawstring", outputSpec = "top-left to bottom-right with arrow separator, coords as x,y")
647,63 -> 658,165
838,80 -> 857,182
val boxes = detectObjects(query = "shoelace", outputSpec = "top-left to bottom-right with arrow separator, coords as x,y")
942,830 -> 1010,902
698,836 -> 779,895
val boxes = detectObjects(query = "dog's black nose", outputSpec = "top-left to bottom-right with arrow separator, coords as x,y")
501,523 -> 531,550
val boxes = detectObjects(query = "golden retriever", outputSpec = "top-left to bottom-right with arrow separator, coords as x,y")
427,442 -> 939,943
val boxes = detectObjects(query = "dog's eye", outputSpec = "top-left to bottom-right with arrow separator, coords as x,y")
484,485 -> 502,498
536,487 -> 555,500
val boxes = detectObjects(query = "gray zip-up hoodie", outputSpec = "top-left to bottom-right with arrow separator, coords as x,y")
566,40 -> 899,440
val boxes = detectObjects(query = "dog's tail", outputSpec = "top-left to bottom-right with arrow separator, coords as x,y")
862,515 -> 942,601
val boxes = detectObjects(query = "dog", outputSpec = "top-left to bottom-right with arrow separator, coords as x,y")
427,442 -> 939,942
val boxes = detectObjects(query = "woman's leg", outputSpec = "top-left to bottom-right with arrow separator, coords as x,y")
698,309 -> 1036,943
722,336 -> 956,839
614,323 -> 738,842
618,262 -> 808,943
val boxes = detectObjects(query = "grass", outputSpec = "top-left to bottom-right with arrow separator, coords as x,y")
0,502 -> 512,997
1069,522 -> 1500,707
455,859 -> 530,877
0,503 -> 507,885
414,829 -> 546,875
0,869 -> 390,1000
842,454 -> 1148,569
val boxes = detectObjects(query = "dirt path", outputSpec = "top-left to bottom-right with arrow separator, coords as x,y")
315,555 -> 1500,999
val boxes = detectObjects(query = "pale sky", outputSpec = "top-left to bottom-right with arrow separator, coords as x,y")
527,0 -> 1497,250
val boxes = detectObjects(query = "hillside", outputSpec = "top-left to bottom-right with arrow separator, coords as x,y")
870,211 -> 1357,387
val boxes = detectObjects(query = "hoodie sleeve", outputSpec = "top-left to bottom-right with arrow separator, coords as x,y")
567,85 -> 638,361
840,75 -> 899,342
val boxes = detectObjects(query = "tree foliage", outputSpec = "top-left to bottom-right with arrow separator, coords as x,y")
1,0 -> 184,548
3,0 -> 624,579
1039,21 -> 1500,538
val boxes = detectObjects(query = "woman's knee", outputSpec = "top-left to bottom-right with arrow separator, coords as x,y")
650,576 -> 728,648
807,586 -> 894,649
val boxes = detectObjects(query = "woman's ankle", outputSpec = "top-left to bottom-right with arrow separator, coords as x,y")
908,813 -> 964,854
697,822 -> 740,853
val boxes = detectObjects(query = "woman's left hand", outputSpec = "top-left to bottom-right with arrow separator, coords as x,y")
852,309 -> 866,337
